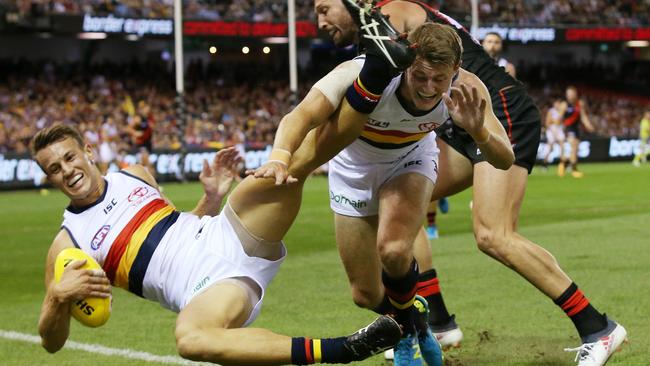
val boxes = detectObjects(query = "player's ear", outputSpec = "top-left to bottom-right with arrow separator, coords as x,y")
84,143 -> 95,163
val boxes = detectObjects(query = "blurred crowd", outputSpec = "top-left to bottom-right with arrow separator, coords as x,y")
0,0 -> 315,22
0,60 -> 308,156
1,0 -> 648,25
1,59 -> 648,156
440,0 -> 649,26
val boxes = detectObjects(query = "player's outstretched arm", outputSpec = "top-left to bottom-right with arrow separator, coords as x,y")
446,71 -> 514,170
38,231 -> 111,353
191,147 -> 242,216
579,99 -> 595,133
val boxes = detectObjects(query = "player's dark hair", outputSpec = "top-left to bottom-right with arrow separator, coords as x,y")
408,22 -> 463,68
31,124 -> 85,156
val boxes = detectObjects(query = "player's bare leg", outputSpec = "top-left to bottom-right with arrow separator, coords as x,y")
175,280 -> 292,364
400,141 -> 470,350
413,228 -> 432,270
377,172 -> 439,363
472,161 -> 626,363
226,97 -> 418,364
472,163 -> 572,296
430,140 -> 474,199
231,100 -> 374,242
335,173 -> 434,311
176,277 -> 402,365
336,215 -> 384,309
424,201 -> 440,239
378,173 -> 433,278
567,135 -> 583,178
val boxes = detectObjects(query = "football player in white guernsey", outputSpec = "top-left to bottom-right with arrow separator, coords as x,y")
251,22 -> 513,365
32,124 -> 404,365
542,99 -> 567,168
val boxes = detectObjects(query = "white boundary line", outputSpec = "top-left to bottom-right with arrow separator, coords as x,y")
0,330 -> 210,365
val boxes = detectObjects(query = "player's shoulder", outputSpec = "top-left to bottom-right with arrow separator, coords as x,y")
456,68 -> 475,80
455,68 -> 485,89
120,164 -> 158,188
381,0 -> 427,32
335,58 -> 364,70
382,0 -> 424,13
577,98 -> 588,109
48,229 -> 76,261
53,228 -> 74,246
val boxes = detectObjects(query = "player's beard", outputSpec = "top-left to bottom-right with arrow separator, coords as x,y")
333,29 -> 357,47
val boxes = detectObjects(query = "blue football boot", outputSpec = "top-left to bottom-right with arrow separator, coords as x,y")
414,296 -> 443,366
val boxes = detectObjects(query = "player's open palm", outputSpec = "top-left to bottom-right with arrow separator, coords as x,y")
54,260 -> 111,302
443,83 -> 487,136
200,147 -> 242,198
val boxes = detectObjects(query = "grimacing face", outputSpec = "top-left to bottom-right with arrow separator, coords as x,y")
314,0 -> 358,47
402,57 -> 458,112
35,137 -> 104,206
482,34 -> 503,58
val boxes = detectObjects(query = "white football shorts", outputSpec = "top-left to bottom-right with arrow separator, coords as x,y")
328,133 -> 439,217
546,124 -> 565,144
142,206 -> 286,326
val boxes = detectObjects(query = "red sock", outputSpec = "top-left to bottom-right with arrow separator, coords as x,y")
427,211 -> 437,227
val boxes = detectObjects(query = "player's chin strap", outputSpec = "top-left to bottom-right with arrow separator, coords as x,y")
357,6 -> 399,69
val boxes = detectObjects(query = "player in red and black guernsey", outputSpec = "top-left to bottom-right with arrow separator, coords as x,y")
126,106 -> 156,177
315,0 -> 627,363
558,86 -> 595,178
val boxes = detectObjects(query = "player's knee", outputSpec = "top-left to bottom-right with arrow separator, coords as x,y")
175,326 -> 225,362
176,331 -> 201,360
474,225 -> 510,257
377,240 -> 412,274
350,285 -> 382,309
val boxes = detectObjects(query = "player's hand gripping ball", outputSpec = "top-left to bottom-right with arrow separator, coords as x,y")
54,248 -> 111,327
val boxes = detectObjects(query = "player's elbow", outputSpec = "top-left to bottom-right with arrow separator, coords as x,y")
39,322 -> 67,353
41,337 -> 64,354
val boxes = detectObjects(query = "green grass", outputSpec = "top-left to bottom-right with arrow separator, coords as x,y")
0,162 -> 648,365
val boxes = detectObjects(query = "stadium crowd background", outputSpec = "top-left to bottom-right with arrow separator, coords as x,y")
1,59 -> 648,155
1,0 -> 648,24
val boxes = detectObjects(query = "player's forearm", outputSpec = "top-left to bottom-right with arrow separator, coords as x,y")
272,110 -> 319,157
472,128 -> 515,170
38,290 -> 71,353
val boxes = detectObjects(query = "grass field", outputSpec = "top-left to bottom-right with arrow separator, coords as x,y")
0,162 -> 648,365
